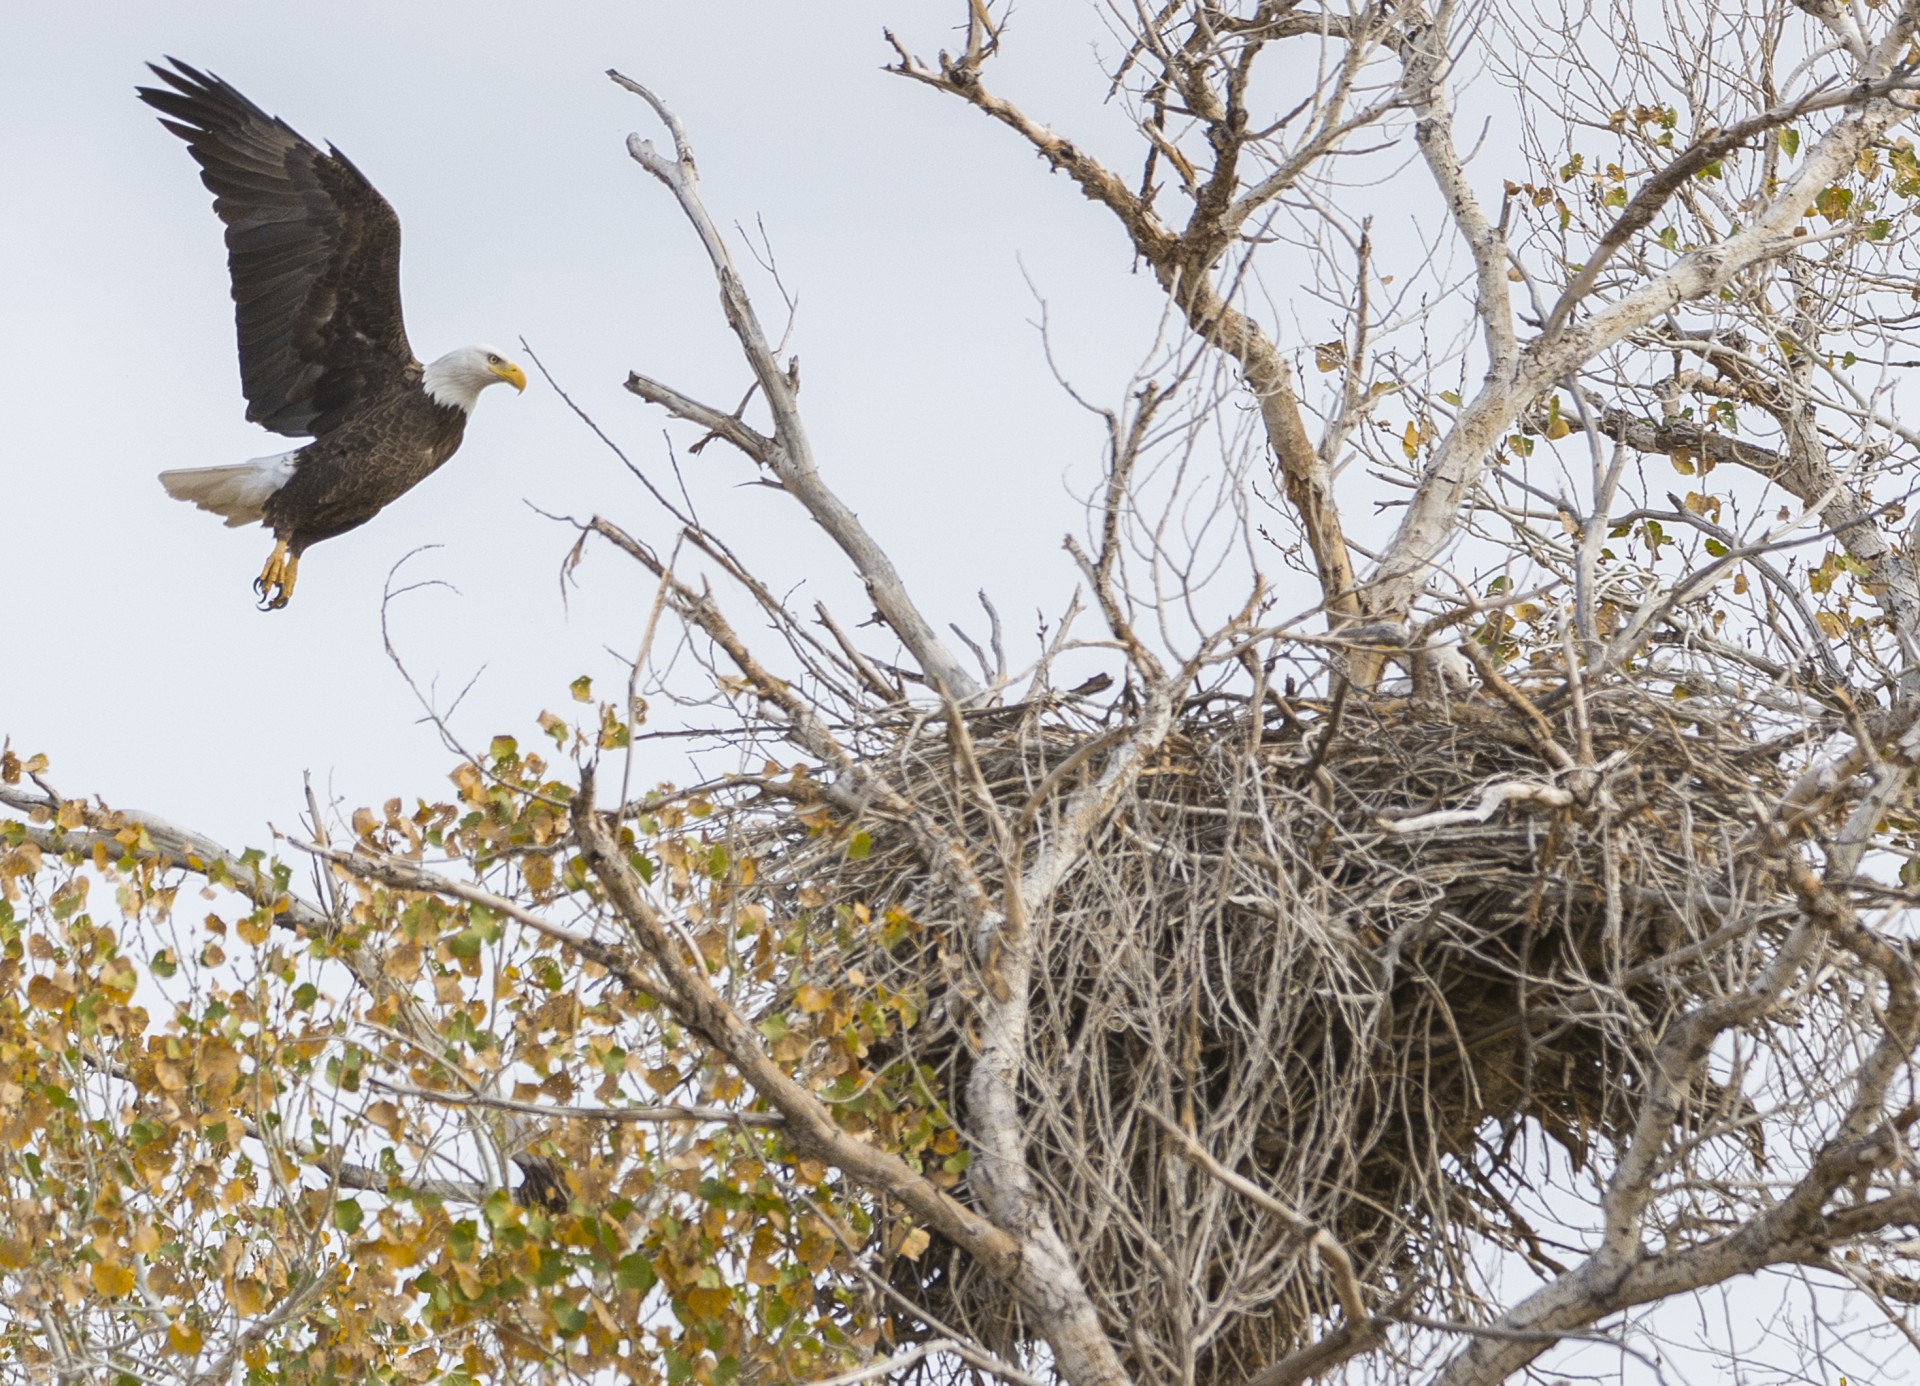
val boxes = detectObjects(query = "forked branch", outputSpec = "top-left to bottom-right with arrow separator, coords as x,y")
608,70 -> 982,701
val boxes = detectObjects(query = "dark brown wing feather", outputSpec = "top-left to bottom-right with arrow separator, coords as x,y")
137,58 -> 417,438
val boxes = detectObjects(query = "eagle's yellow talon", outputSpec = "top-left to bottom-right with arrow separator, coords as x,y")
255,539 -> 298,611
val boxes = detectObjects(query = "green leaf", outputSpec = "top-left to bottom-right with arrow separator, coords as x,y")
569,675 -> 593,703
333,1199 -> 363,1234
616,1253 -> 657,1294
469,905 -> 503,944
1815,184 -> 1853,222
847,831 -> 872,861
1779,127 -> 1800,158
325,1045 -> 364,1092
484,1192 -> 525,1231
550,1296 -> 588,1335
448,1219 -> 478,1261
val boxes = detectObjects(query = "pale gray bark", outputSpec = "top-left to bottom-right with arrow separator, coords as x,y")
609,71 -> 983,704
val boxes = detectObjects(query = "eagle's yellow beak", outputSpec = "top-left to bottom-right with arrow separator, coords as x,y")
492,360 -> 528,392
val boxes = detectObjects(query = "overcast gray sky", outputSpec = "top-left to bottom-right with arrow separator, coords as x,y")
1,3 -> 1191,848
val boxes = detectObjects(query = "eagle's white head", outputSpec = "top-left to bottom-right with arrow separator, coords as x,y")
424,344 -> 528,413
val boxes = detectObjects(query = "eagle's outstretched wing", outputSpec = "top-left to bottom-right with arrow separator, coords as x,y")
138,58 -> 417,438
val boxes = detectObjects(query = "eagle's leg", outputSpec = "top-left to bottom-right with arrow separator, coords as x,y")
254,539 -> 300,611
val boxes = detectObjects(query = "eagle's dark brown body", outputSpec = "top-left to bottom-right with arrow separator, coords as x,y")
266,383 -> 469,553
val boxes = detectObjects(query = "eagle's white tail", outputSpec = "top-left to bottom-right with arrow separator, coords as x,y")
158,452 -> 298,528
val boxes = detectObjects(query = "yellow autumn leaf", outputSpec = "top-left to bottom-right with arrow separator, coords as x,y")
198,1040 -> 241,1099
382,1235 -> 426,1270
166,1321 -> 204,1355
230,1277 -> 269,1316
2,843 -> 43,879
366,1101 -> 404,1139
1402,421 -> 1420,460
898,1227 -> 932,1262
91,1260 -> 135,1299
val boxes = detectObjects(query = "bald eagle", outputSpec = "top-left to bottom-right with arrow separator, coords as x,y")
137,59 -> 526,609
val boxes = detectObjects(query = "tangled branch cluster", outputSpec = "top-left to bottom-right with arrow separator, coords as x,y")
725,667 -> 1874,1382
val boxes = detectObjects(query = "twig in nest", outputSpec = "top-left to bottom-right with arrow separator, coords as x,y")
1376,780 -> 1576,834
1457,639 -> 1575,770
1143,1107 -> 1370,1326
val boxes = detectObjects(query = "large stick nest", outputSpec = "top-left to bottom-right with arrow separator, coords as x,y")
740,681 -> 1810,1382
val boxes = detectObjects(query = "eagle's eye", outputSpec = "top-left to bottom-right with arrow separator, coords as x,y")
486,353 -> 501,365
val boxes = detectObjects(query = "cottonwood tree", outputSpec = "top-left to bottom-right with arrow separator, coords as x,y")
10,1 -> 1920,1382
